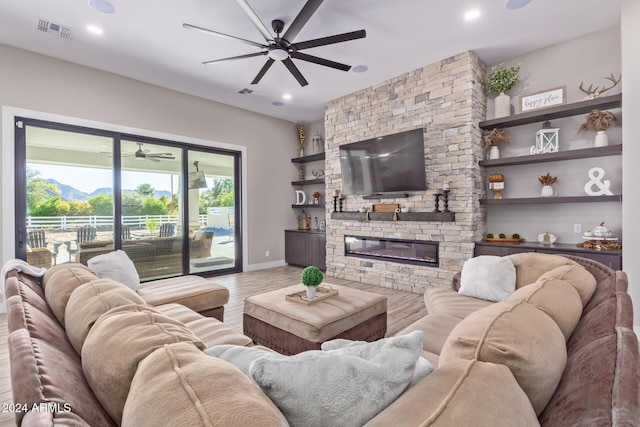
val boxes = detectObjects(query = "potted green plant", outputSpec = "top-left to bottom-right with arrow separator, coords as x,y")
484,63 -> 520,119
301,266 -> 323,299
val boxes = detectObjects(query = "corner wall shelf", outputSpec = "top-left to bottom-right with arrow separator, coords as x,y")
291,153 -> 325,164
331,211 -> 455,222
479,145 -> 622,167
292,204 -> 325,208
480,195 -> 621,205
479,93 -> 622,130
292,178 -> 325,186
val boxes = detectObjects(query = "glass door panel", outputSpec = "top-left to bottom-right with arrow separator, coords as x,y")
120,140 -> 182,280
25,126 -> 114,267
188,150 -> 238,273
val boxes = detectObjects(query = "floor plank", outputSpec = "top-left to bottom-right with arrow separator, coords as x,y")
0,265 -> 428,424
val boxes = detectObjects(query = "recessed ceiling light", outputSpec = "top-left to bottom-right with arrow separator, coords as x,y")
88,0 -> 116,14
272,101 -> 285,107
464,9 -> 481,21
282,94 -> 292,100
505,0 -> 532,10
87,25 -> 103,35
352,65 -> 368,73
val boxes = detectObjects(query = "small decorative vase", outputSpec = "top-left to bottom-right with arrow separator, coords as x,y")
305,286 -> 316,299
494,93 -> 511,119
313,197 -> 319,205
298,147 -> 305,157
489,145 -> 500,160
540,185 -> 555,197
594,131 -> 609,147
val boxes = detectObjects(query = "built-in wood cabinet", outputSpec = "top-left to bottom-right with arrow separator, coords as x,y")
474,241 -> 621,270
285,230 -> 326,270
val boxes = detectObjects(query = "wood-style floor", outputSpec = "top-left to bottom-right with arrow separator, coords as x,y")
0,265 -> 428,426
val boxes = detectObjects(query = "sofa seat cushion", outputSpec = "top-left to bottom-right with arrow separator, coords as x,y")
396,313 -> 462,357
82,304 -> 205,424
156,303 -> 253,347
122,342 -> 287,427
42,264 -> 99,325
439,300 -> 567,416
8,329 -> 115,426
424,287 -> 494,319
64,279 -> 147,354
137,275 -> 229,314
507,277 -> 583,341
365,359 -> 538,427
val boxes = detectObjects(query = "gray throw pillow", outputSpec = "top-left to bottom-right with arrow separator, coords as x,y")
249,330 -> 424,427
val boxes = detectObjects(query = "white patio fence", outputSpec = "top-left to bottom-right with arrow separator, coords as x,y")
26,214 -> 208,230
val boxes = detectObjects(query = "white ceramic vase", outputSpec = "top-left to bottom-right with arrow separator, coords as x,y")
489,145 -> 500,160
540,185 -> 555,197
305,286 -> 316,299
594,131 -> 609,147
494,93 -> 511,119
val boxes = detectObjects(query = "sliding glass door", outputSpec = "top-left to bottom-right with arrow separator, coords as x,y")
14,117 -> 242,278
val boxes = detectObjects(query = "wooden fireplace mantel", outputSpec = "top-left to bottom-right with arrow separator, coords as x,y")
330,211 -> 455,222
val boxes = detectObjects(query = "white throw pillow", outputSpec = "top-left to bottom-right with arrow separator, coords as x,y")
87,250 -> 140,291
249,330 -> 424,427
459,255 -> 516,302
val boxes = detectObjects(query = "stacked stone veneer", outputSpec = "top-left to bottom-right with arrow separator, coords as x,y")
324,51 -> 487,294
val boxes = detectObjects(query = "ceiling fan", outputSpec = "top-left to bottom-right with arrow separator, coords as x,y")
130,143 -> 176,162
183,0 -> 366,87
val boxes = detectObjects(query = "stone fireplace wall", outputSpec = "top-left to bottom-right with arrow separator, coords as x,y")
324,51 -> 487,293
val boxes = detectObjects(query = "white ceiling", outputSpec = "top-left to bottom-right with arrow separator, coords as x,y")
0,0 -> 621,123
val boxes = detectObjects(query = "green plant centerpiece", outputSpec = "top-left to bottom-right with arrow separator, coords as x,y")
484,63 -> 520,95
301,266 -> 323,299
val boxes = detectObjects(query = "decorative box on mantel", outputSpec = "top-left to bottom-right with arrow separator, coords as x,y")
330,211 -> 455,222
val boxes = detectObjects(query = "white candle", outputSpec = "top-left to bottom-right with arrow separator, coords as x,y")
443,181 -> 450,191
333,189 -> 339,197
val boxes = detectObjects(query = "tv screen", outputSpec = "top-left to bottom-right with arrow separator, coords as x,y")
339,128 -> 426,195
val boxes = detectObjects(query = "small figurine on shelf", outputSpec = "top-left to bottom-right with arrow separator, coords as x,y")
297,210 -> 310,230
312,191 -> 321,205
297,122 -> 306,157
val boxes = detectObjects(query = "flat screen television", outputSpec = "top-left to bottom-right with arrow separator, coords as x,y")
339,128 -> 427,196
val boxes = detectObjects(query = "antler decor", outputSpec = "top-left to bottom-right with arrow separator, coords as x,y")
579,73 -> 621,100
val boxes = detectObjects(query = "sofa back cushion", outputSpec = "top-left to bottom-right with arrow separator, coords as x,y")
42,264 -> 99,325
439,300 -> 566,415
82,304 -> 205,424
366,359 -> 538,426
8,329 -> 115,426
537,264 -> 596,307
122,342 -> 287,427
507,253 -> 580,288
65,279 -> 146,354
507,278 -> 583,341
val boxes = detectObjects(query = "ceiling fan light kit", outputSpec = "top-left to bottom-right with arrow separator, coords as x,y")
184,0 -> 366,87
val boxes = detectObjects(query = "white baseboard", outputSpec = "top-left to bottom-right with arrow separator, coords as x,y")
244,259 -> 287,272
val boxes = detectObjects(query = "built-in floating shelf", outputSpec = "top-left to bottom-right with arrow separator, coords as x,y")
479,145 -> 622,167
480,195 -> 621,205
291,178 -> 325,186
291,153 -> 325,164
479,93 -> 622,130
331,211 -> 455,222
292,203 -> 325,208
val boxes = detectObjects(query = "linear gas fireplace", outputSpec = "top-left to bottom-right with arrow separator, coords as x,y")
344,236 -> 439,267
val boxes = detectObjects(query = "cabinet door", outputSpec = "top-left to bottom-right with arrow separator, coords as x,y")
307,233 -> 326,270
285,231 -> 307,267
474,244 -> 507,256
536,249 -> 621,270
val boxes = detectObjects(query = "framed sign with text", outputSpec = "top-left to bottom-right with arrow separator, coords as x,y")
520,86 -> 566,113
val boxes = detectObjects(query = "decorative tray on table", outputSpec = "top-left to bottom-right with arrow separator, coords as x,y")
285,286 -> 339,305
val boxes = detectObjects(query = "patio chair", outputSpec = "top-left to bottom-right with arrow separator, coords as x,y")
227,213 -> 235,241
68,225 -> 98,262
26,229 -> 58,266
159,223 -> 175,238
121,225 -> 131,240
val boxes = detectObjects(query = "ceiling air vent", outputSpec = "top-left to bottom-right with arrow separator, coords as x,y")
238,88 -> 254,95
37,18 -> 74,40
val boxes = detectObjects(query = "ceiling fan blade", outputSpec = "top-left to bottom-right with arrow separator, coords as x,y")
183,23 -> 267,49
282,58 -> 309,87
204,51 -> 267,65
146,154 -> 175,159
294,29 -> 366,51
251,58 -> 275,85
146,157 -> 161,163
234,0 -> 274,42
282,0 -> 323,43
291,52 -> 350,71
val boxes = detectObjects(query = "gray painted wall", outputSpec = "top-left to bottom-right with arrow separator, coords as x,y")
0,43 -> 297,269
485,27 -> 622,244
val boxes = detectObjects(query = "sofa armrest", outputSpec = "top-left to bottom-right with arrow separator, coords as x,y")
451,272 -> 461,291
